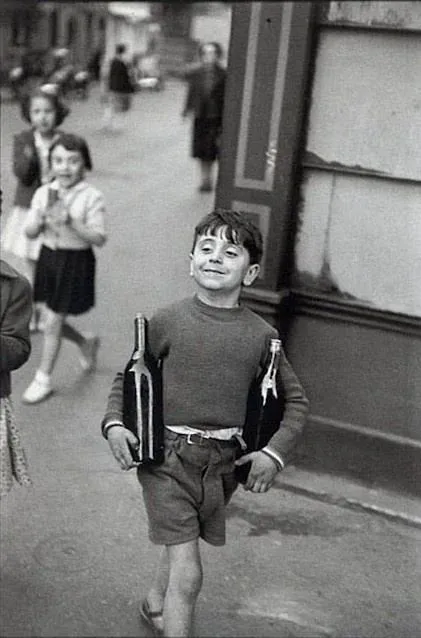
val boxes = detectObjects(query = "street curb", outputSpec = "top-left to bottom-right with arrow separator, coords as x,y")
278,481 -> 421,530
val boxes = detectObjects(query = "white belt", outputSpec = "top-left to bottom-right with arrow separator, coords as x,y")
165,424 -> 242,441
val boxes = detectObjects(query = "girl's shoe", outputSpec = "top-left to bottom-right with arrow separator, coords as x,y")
139,599 -> 164,637
79,336 -> 100,372
22,371 -> 53,404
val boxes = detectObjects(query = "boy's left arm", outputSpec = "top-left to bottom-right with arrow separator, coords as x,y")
263,347 -> 309,465
236,348 -> 309,493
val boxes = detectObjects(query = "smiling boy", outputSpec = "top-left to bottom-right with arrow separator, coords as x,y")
101,209 -> 309,637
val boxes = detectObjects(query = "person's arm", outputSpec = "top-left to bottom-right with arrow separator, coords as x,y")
25,188 -> 46,238
101,372 -> 139,470
12,133 -> 39,186
264,348 -> 309,463
0,274 -> 32,373
235,345 -> 309,492
69,191 -> 107,247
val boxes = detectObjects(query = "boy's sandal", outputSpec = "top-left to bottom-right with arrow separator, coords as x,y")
139,598 -> 164,637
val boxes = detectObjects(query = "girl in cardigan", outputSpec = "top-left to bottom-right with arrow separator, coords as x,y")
1,86 -> 69,332
22,134 -> 107,405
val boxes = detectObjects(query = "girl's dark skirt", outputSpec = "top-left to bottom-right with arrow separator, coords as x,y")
192,117 -> 221,161
34,245 -> 95,315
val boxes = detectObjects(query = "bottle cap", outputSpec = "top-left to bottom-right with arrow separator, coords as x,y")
269,338 -> 282,352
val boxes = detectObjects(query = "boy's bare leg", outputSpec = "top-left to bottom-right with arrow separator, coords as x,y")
144,546 -> 169,633
164,539 -> 203,637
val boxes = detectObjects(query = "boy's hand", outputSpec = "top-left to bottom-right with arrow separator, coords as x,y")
107,426 -> 140,471
235,451 -> 279,492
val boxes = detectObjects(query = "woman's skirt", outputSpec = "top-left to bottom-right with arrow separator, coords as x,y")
0,397 -> 32,497
34,245 -> 96,315
1,206 -> 42,262
192,117 -> 221,161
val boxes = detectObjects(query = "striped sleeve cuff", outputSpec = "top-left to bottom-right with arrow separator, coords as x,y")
102,420 -> 125,439
261,446 -> 285,472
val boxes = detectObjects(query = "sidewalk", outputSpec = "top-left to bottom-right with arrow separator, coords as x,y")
278,465 -> 421,529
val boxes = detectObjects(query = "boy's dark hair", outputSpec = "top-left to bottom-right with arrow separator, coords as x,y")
192,209 -> 263,265
48,133 -> 93,171
116,44 -> 126,56
21,86 -> 70,126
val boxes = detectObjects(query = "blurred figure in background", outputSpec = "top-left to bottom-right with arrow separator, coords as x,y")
0,190 -> 33,497
101,44 -> 135,132
181,42 -> 226,192
88,48 -> 104,83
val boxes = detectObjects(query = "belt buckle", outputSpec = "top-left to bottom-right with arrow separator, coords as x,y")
186,431 -> 210,445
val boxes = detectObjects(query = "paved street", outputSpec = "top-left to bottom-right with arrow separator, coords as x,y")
1,83 -> 421,638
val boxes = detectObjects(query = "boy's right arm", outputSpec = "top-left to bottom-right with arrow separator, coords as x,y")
13,133 -> 39,186
101,372 -> 139,470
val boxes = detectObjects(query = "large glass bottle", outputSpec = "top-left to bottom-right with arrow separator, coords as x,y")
235,338 -> 285,483
122,313 -> 164,465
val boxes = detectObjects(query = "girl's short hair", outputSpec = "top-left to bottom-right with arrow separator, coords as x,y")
192,208 -> 263,265
20,86 -> 70,126
49,133 -> 93,170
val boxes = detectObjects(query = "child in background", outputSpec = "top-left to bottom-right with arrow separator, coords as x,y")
101,209 -> 309,637
1,86 -> 70,332
0,190 -> 33,497
22,134 -> 107,405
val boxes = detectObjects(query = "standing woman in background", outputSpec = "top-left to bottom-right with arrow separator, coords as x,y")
182,42 -> 226,192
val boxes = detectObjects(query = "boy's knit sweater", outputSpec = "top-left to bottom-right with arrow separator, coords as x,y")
102,295 -> 309,462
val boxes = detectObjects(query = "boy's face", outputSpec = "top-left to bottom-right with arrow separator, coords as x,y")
51,144 -> 85,189
29,96 -> 56,134
190,227 -> 260,299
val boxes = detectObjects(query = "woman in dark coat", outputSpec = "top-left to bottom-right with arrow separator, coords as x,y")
182,42 -> 226,192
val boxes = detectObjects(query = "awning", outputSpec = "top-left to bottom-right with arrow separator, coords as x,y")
107,2 -> 151,23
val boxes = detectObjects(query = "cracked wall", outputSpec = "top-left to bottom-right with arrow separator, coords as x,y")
294,6 -> 421,317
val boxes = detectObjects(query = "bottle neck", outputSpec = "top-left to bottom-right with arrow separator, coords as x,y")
134,315 -> 146,356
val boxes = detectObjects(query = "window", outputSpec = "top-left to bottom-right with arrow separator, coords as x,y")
86,12 -> 93,45
49,10 -> 58,47
66,17 -> 77,46
11,10 -> 30,46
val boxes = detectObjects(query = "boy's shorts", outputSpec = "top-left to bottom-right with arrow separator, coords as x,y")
137,429 -> 239,546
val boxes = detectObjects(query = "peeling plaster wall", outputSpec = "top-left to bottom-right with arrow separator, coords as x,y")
294,3 -> 421,317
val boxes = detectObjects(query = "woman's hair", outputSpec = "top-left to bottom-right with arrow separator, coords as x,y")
20,86 -> 70,126
199,41 -> 224,61
192,208 -> 263,265
48,133 -> 93,170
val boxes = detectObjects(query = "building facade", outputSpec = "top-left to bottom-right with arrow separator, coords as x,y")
216,1 -> 421,495
0,1 -> 108,80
